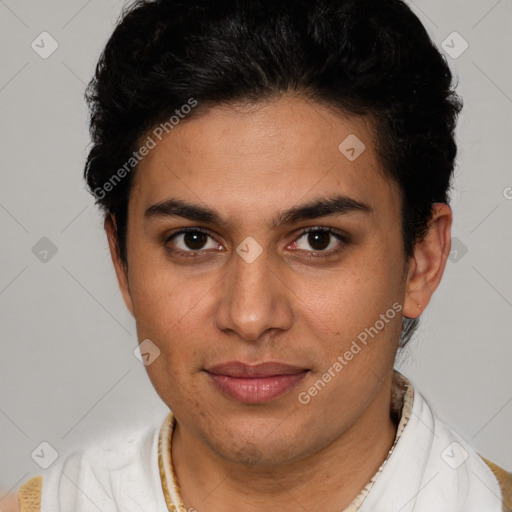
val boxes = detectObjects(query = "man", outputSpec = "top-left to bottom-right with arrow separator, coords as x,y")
10,0 -> 512,510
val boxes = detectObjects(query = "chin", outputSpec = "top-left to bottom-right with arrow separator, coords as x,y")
202,418 -> 315,467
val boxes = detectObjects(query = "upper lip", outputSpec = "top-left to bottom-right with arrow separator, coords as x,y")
205,361 -> 308,378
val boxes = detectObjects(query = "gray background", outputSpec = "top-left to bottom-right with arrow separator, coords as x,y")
1,0 -> 511,495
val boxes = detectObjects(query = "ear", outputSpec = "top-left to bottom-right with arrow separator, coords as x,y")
403,203 -> 452,319
105,214 -> 135,317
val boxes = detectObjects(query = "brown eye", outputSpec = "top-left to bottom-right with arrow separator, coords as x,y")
292,228 -> 349,255
183,231 -> 208,250
307,230 -> 330,251
166,229 -> 220,253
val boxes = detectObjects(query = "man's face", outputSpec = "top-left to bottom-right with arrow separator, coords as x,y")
119,96 -> 409,465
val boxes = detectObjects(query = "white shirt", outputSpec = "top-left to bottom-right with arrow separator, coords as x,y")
37,372 -> 503,512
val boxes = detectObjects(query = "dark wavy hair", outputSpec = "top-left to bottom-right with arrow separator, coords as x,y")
84,0 -> 462,347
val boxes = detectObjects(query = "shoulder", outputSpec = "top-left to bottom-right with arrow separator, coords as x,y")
480,457 -> 512,512
425,395 -> 512,510
404,383 -> 509,511
15,414 -> 168,512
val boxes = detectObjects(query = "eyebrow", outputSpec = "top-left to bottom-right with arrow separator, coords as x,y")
144,195 -> 372,227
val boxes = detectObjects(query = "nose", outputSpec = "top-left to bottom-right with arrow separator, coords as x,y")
214,242 -> 294,343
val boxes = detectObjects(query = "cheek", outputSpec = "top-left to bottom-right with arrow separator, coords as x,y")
131,271 -> 208,408
127,255 -> 213,369
299,247 -> 403,339
129,245 -> 201,320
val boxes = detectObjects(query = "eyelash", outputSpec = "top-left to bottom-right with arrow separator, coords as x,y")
164,227 -> 350,259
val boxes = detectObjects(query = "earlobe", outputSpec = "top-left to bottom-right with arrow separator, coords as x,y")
403,203 -> 452,318
105,214 -> 135,317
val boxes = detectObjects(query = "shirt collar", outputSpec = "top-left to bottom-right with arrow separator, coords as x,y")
157,369 -> 415,511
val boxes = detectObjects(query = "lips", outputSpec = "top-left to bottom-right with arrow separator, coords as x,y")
204,361 -> 309,404
206,361 -> 307,377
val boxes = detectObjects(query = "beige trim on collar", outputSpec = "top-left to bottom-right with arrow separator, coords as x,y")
17,475 -> 43,512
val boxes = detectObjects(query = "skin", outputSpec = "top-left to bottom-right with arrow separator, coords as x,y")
103,95 -> 451,512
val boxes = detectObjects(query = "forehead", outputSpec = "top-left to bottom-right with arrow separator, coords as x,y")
130,96 -> 399,221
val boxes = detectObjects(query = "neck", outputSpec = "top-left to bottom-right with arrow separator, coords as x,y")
171,378 -> 397,512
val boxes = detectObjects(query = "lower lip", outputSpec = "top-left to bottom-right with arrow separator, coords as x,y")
206,372 -> 308,404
